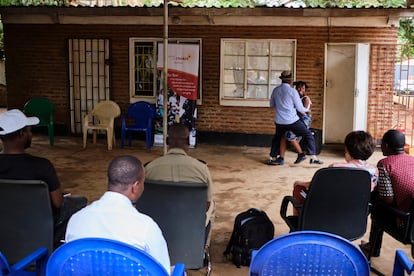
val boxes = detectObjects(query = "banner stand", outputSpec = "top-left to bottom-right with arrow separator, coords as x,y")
155,43 -> 199,148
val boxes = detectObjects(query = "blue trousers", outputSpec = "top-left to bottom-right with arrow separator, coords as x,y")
270,120 -> 316,158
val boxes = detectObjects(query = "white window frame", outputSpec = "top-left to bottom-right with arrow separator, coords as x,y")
220,39 -> 297,107
129,38 -> 203,104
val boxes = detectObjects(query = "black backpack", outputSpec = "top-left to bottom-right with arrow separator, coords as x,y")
223,208 -> 275,268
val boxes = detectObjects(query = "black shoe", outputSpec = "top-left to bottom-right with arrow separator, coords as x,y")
294,154 -> 307,164
310,159 -> 324,165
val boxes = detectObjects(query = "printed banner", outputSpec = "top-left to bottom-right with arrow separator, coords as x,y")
155,43 -> 199,147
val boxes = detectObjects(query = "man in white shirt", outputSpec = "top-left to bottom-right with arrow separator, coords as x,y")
267,71 -> 322,165
65,155 -> 171,273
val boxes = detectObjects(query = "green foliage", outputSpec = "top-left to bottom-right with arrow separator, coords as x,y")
398,18 -> 414,59
300,0 -> 405,7
0,0 -> 407,6
399,18 -> 414,43
0,0 -> 65,5
182,0 -> 256,7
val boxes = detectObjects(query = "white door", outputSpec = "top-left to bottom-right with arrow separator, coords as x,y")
354,44 -> 370,131
68,39 -> 111,134
324,43 -> 369,144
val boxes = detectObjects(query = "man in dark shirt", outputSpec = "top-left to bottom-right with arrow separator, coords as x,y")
361,129 -> 414,257
0,109 -> 87,246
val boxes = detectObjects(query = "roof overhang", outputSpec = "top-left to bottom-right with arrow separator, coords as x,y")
0,7 -> 413,27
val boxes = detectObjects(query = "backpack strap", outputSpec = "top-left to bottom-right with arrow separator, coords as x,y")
223,216 -> 239,256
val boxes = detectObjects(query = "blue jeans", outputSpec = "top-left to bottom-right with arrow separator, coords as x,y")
285,115 -> 311,141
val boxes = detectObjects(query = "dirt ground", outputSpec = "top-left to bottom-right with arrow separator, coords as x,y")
23,134 -> 413,275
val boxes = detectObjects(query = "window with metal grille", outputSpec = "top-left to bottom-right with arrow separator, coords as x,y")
129,38 -> 202,104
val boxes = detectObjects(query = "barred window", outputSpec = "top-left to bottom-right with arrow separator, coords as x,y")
129,38 -> 202,103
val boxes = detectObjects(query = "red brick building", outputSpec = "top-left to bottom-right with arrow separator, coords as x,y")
0,6 -> 413,146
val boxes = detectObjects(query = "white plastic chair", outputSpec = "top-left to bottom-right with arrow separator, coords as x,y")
83,100 -> 121,150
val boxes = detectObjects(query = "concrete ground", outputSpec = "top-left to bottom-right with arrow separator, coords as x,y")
22,134 -> 413,275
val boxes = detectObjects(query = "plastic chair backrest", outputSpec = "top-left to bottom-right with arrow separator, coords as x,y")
136,180 -> 207,269
393,249 -> 414,276
91,100 -> 121,121
299,167 -> 371,241
23,97 -> 54,127
249,230 -> 370,276
0,247 -> 48,276
0,179 -> 54,264
46,238 -> 171,276
121,101 -> 155,149
125,101 -> 155,129
23,97 -> 55,145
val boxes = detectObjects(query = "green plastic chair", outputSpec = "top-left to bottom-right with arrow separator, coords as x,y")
23,98 -> 55,145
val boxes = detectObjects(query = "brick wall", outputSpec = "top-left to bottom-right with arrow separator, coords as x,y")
3,23 -> 398,140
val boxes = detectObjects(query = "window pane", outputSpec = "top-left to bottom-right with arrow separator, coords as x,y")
224,56 -> 245,70
247,84 -> 268,99
247,42 -> 269,56
271,57 -> 292,71
248,56 -> 268,70
247,71 -> 268,84
134,42 -> 154,97
271,42 -> 294,56
224,42 -> 245,55
270,71 -> 283,85
223,84 -> 244,98
224,69 -> 244,84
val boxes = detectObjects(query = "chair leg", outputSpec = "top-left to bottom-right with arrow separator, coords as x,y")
204,245 -> 211,276
93,131 -> 97,145
107,129 -> 113,150
368,226 -> 385,275
146,130 -> 152,151
49,125 -> 54,146
120,129 -> 125,148
370,265 -> 385,276
83,128 -> 87,149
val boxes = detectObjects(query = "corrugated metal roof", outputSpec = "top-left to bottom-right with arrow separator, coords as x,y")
0,0 -> 409,8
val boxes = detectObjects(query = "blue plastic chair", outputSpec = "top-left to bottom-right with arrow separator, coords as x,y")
392,249 -> 414,276
46,238 -> 185,276
23,98 -> 55,146
0,247 -> 48,276
121,101 -> 155,150
249,230 -> 370,276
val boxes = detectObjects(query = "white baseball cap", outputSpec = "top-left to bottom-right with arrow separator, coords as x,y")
0,109 -> 39,135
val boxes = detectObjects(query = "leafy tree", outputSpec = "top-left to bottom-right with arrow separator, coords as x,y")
398,18 -> 414,59
399,18 -> 414,43
298,0 -> 405,7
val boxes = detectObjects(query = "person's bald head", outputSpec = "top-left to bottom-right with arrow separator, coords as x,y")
167,123 -> 189,150
381,129 -> 405,156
